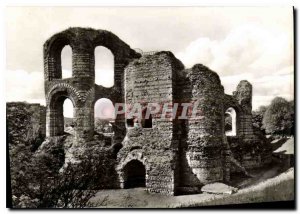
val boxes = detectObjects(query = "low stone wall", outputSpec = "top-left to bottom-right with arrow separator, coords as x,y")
227,135 -> 272,172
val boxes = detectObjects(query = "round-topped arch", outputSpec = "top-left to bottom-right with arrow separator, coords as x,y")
91,29 -> 141,92
46,83 -> 82,108
91,29 -> 140,60
46,85 -> 80,137
44,31 -> 75,81
116,150 -> 149,189
223,94 -> 243,137
44,27 -> 140,83
44,28 -> 140,141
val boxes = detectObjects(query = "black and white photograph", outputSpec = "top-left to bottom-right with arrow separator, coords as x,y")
5,5 -> 295,209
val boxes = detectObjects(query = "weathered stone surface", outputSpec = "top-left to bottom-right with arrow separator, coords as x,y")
116,52 -> 183,195
44,27 -> 140,142
39,27 -> 272,195
201,182 -> 238,195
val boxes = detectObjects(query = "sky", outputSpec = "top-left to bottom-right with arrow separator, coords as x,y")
5,7 -> 294,118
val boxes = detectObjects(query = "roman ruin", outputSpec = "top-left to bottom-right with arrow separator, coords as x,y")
43,27 -> 271,195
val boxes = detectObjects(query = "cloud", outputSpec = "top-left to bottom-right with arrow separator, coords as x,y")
176,24 -> 293,75
6,69 -> 45,105
220,73 -> 254,94
5,8 -> 293,111
176,24 -> 294,109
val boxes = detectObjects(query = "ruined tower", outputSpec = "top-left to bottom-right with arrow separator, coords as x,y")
176,64 -> 225,191
116,52 -> 184,195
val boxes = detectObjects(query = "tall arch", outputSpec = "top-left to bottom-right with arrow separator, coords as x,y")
63,98 -> 74,134
225,107 -> 237,136
44,34 -> 73,81
94,98 -> 115,135
91,30 -> 141,94
46,83 -> 81,107
47,91 -> 76,137
44,28 -> 140,142
223,94 -> 242,137
94,46 -> 114,87
61,45 -> 72,79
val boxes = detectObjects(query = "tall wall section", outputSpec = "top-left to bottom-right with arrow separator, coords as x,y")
224,81 -> 272,171
233,80 -> 254,140
116,52 -> 184,195
174,64 -> 225,192
43,27 -> 139,145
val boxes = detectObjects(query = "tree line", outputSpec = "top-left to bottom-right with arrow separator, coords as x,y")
252,97 -> 294,136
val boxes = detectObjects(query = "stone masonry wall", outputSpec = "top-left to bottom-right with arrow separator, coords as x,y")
175,65 -> 225,192
233,80 -> 254,140
39,28 -> 272,195
44,28 -> 139,145
117,52 -> 184,195
225,81 -> 272,172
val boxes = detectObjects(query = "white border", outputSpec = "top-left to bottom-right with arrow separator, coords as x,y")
1,1 -> 298,213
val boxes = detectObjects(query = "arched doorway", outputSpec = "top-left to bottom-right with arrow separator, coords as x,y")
225,107 -> 237,136
123,160 -> 146,188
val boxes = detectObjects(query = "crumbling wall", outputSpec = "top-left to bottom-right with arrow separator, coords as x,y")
225,81 -> 272,172
233,80 -> 254,140
117,52 -> 184,195
175,65 -> 225,192
39,28 -> 273,195
44,27 -> 139,144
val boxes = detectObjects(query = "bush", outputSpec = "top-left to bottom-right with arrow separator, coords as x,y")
11,137 -> 117,208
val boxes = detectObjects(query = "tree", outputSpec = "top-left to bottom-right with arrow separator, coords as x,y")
262,97 -> 293,136
252,105 -> 268,133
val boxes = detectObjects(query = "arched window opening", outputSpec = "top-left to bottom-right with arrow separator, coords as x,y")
95,46 -> 114,87
225,107 -> 237,136
142,114 -> 152,128
94,98 -> 115,134
123,160 -> 146,188
61,45 -> 72,79
63,98 -> 74,134
141,108 -> 153,128
126,118 -> 134,128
